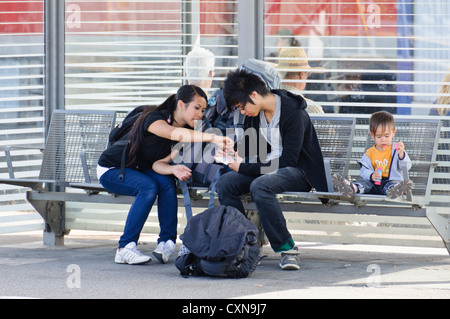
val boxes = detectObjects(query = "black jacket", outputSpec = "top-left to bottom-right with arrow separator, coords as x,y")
238,89 -> 329,193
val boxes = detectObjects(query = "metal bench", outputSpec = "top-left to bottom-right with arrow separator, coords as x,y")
0,110 -> 117,244
315,117 -> 441,207
186,115 -> 449,253
1,111 -> 448,254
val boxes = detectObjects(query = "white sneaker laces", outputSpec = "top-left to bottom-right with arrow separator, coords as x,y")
122,245 -> 144,261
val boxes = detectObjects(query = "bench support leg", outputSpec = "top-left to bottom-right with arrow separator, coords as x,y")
426,207 -> 450,255
246,209 -> 268,248
26,192 -> 65,246
43,222 -> 65,246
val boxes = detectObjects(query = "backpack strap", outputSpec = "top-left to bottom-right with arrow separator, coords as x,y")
233,111 -> 245,143
179,180 -> 193,221
113,139 -> 130,182
207,168 -> 223,209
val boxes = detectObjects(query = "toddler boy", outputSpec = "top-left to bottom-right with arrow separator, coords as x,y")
333,111 -> 412,199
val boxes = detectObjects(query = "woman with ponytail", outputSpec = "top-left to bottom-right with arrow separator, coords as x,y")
97,85 -> 233,265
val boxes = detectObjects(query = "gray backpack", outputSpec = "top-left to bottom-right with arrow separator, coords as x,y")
240,58 -> 281,90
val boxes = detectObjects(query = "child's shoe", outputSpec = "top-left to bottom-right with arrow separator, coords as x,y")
332,174 -> 357,199
387,179 -> 413,199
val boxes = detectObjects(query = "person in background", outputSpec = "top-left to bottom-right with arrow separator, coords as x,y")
277,47 -> 325,114
184,46 -> 215,91
429,72 -> 450,116
275,28 -> 301,54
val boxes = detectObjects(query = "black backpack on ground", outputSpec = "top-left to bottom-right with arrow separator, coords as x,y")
175,205 -> 262,278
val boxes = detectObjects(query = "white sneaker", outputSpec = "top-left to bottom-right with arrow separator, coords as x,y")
153,241 -> 165,263
153,240 -> 176,264
114,242 -> 152,265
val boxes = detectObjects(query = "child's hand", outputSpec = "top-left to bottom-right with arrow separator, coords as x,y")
372,171 -> 382,182
395,141 -> 405,159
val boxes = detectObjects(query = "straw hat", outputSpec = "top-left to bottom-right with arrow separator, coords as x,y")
277,47 -> 324,73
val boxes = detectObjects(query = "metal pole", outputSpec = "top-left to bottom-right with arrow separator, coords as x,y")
44,0 -> 65,130
43,0 -> 65,245
238,0 -> 265,65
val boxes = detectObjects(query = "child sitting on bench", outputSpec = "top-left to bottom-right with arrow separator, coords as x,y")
333,111 -> 413,199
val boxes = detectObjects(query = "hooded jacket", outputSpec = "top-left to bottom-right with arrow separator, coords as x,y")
237,89 -> 329,194
358,146 -> 412,181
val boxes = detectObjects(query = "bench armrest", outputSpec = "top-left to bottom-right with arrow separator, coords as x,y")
0,145 -> 45,152
0,178 -> 54,191
1,145 -> 45,179
323,158 -> 334,192
80,149 -> 92,183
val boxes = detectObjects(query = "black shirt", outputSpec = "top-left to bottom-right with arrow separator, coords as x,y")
98,110 -> 175,172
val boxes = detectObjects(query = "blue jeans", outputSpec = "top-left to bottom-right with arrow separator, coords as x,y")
216,167 -> 311,252
353,177 -> 400,195
99,167 -> 178,248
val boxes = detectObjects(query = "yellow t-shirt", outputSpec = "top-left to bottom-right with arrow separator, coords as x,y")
365,145 -> 392,178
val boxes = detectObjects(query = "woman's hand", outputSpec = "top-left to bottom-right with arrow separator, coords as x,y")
211,135 -> 234,154
172,165 -> 192,181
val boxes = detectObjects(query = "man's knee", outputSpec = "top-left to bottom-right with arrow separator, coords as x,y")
215,172 -> 233,197
249,177 -> 273,200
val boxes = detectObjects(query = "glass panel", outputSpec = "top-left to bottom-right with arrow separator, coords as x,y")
264,0 -> 450,116
65,0 -> 238,111
0,0 -> 45,226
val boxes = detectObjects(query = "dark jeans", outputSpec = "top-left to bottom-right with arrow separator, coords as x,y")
216,167 -> 311,252
99,167 -> 178,248
353,177 -> 400,195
